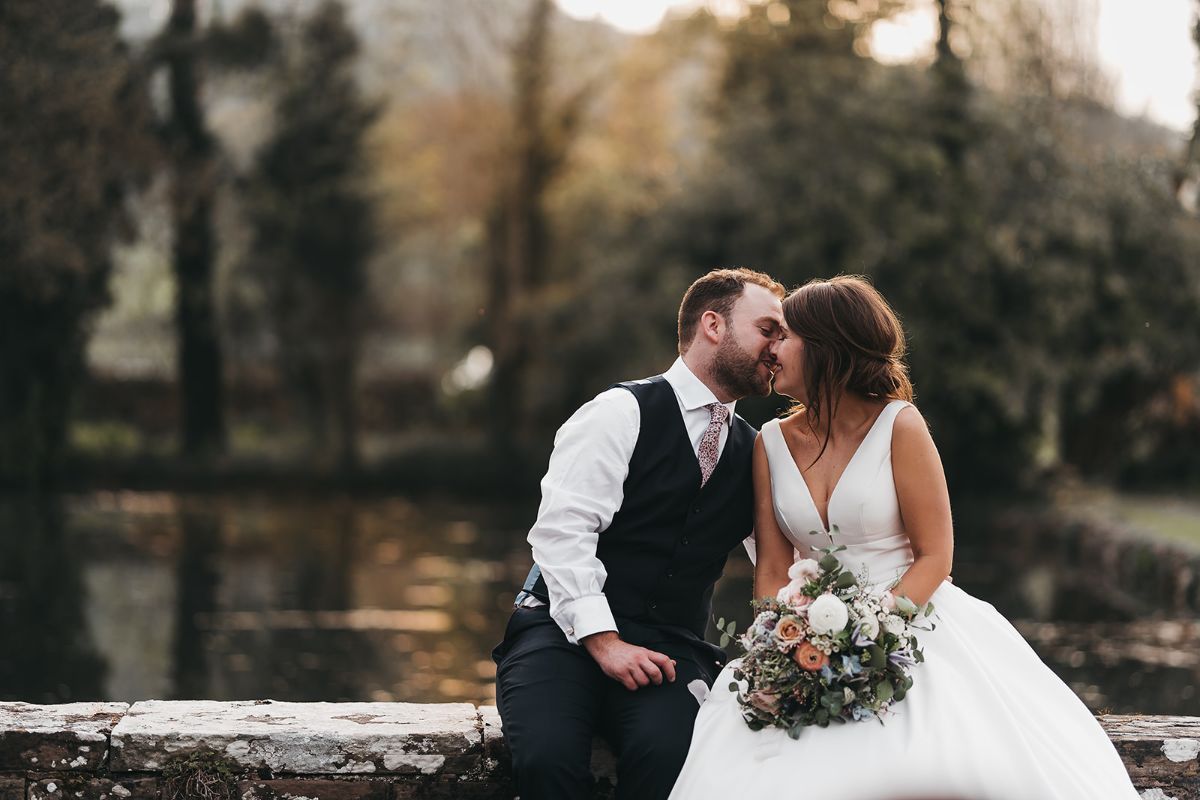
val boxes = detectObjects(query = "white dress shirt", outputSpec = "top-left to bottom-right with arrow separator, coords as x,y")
524,358 -> 739,645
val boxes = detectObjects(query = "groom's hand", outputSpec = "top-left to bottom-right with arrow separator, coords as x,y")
581,631 -> 677,691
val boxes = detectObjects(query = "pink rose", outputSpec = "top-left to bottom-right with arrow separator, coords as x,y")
747,690 -> 781,713
776,580 -> 815,609
880,591 -> 897,612
788,558 -> 821,582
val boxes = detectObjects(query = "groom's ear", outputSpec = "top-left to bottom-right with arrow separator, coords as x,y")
700,309 -> 726,344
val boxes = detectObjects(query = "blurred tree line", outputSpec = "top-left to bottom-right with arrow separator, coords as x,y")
2,0 -> 1199,495
2,0 -> 375,486
501,0 -> 1200,493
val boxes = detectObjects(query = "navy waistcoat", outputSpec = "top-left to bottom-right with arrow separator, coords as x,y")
525,375 -> 757,642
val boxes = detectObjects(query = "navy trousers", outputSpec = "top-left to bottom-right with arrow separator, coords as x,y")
492,606 -> 722,800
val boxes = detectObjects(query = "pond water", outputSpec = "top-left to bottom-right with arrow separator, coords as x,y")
0,492 -> 1195,715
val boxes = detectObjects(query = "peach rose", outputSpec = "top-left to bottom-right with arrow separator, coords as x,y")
793,641 -> 829,672
774,615 -> 805,648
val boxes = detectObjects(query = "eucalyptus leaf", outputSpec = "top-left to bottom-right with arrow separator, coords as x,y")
894,595 -> 919,615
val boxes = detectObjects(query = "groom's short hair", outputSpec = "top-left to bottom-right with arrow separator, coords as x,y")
678,268 -> 785,354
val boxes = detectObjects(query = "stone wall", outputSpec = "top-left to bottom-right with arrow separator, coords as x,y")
1,702 -> 1196,799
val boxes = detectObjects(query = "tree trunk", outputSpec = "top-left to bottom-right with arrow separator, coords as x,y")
167,0 -> 226,458
1176,1 -> 1200,209
485,0 -> 554,454
932,0 -> 970,168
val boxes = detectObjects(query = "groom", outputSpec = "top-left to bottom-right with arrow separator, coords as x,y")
492,268 -> 786,800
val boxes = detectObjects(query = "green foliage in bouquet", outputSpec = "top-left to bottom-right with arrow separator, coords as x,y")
728,526 -> 932,737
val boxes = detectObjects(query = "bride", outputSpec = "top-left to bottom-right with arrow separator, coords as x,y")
668,276 -> 1141,800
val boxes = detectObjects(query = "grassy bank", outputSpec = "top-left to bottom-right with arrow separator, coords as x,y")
1055,485 -> 1200,551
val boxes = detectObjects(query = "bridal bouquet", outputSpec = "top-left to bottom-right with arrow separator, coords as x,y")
725,529 -> 932,736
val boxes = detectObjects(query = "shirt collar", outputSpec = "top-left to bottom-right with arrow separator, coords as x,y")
664,357 -> 737,417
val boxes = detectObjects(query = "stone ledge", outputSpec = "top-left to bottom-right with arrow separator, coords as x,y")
110,700 -> 480,775
0,703 -> 1195,799
1101,715 -> 1200,799
0,703 -> 128,772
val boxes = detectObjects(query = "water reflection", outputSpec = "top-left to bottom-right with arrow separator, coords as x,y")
0,491 -> 1194,715
173,510 -> 219,699
0,496 -> 107,702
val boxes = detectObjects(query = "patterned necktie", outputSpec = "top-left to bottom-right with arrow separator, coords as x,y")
698,402 -> 730,487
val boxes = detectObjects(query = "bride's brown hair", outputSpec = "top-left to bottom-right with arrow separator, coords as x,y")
783,275 -> 914,464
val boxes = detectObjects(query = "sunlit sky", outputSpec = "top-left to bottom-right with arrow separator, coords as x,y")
555,0 -> 1198,132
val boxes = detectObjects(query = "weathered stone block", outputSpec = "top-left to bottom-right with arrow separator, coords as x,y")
111,700 -> 480,775
238,778 -> 391,800
0,703 -> 127,771
1101,715 -> 1200,800
0,776 -> 22,800
27,775 -> 156,800
477,706 -> 506,779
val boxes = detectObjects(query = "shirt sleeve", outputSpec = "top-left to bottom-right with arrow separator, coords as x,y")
527,387 -> 640,645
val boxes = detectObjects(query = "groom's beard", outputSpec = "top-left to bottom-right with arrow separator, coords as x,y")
713,334 -> 772,398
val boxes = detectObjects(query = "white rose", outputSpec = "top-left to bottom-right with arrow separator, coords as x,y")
882,614 -> 906,636
807,594 -> 849,635
788,558 -> 821,582
857,613 -> 880,639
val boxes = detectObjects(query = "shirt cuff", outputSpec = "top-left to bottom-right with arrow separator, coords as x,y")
552,594 -> 617,645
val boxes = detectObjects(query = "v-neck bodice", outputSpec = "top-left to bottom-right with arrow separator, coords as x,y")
761,400 -> 914,588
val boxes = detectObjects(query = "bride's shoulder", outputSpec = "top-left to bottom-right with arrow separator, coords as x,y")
890,401 -> 934,446
754,414 -> 791,456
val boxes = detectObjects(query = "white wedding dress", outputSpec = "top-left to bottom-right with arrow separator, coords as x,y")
669,400 -> 1141,800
